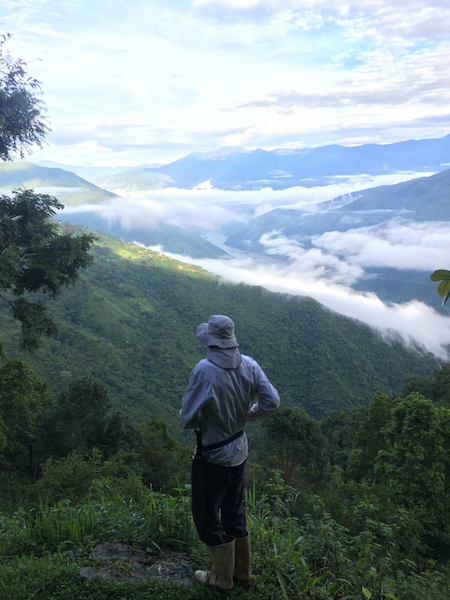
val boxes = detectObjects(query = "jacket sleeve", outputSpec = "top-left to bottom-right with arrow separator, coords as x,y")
179,366 -> 211,430
246,365 -> 280,422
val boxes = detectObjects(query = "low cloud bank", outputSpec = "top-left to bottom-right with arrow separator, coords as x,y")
61,171 -> 429,230
148,251 -> 450,361
260,220 -> 450,285
59,172 -> 450,360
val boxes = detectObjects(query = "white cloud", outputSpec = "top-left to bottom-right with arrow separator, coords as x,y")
260,231 -> 364,284
313,221 -> 450,271
60,171 -> 426,231
144,249 -> 450,360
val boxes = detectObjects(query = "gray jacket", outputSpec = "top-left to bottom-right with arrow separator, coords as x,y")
180,353 -> 280,466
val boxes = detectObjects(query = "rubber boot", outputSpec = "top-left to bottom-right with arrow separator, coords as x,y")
234,533 -> 252,586
194,538 -> 235,590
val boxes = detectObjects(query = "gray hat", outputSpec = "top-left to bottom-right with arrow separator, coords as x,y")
196,315 -> 239,349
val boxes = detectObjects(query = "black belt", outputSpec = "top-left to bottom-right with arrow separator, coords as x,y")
194,429 -> 244,454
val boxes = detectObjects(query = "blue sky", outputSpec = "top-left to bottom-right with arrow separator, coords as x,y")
3,0 -> 450,166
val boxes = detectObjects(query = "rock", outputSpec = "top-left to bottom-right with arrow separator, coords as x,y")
78,542 -> 195,588
78,567 -> 115,581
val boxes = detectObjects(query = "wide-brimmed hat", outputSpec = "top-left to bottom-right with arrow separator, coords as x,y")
196,315 -> 239,349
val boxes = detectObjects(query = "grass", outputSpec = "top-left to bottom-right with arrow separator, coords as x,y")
1,478 -> 449,600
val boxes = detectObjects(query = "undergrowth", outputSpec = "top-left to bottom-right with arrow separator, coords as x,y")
1,475 -> 449,600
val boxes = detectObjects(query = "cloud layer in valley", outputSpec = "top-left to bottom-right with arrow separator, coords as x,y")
59,170 -> 434,229
59,173 -> 450,359
150,249 -> 450,361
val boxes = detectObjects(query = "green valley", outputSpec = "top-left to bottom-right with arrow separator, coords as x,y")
0,226 -> 439,429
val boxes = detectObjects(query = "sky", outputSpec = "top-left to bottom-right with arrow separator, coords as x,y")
2,0 -> 450,166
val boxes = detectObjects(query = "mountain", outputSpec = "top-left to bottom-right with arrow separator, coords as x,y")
141,135 -> 450,190
0,162 -> 228,257
35,161 -> 166,184
95,167 -> 173,192
224,168 -> 450,252
223,168 -> 450,307
0,162 -> 118,205
0,227 -> 439,427
34,160 -> 133,181
57,211 -> 230,259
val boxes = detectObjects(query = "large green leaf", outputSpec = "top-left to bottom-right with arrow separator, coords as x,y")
437,279 -> 450,298
430,269 -> 450,282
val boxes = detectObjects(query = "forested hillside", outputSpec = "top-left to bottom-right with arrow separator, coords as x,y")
0,225 -> 438,425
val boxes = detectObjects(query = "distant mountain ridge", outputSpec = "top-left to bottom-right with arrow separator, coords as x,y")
0,161 -> 231,259
0,162 -> 118,205
95,168 -> 173,192
223,167 -> 450,306
144,135 -> 450,190
57,211 -> 230,259
31,134 -> 450,191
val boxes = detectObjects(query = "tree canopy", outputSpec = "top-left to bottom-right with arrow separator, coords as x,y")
0,33 -> 49,161
0,189 -> 94,349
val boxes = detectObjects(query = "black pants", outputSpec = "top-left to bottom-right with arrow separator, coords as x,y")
191,460 -> 247,546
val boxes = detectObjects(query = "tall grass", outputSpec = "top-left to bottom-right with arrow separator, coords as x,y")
0,479 -> 196,557
1,476 -> 449,599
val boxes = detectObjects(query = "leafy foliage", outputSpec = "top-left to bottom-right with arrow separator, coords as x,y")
262,406 -> 329,486
139,416 -> 191,491
430,269 -> 450,305
0,354 -> 49,473
35,377 -> 138,461
403,363 -> 450,408
0,33 -> 49,161
346,393 -> 393,482
0,189 -> 94,349
320,405 -> 366,470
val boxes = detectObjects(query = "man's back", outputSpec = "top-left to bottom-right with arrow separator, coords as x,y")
181,354 -> 279,466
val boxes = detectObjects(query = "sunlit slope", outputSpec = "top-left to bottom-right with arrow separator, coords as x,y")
0,162 -> 118,204
0,227 -> 438,425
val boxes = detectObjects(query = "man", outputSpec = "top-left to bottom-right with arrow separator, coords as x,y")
180,315 -> 280,590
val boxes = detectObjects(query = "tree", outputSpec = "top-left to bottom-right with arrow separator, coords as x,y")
139,416 -> 190,491
35,376 -> 139,462
0,33 -> 49,161
0,353 -> 49,474
262,406 -> 329,486
374,393 -> 450,559
346,392 -> 393,481
320,406 -> 366,470
403,365 -> 450,409
0,189 -> 94,349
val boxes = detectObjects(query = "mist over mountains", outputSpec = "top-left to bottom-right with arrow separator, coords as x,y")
225,168 -> 450,251
1,230 -> 439,422
32,134 -> 450,192
0,162 -> 117,205
2,134 -> 450,357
